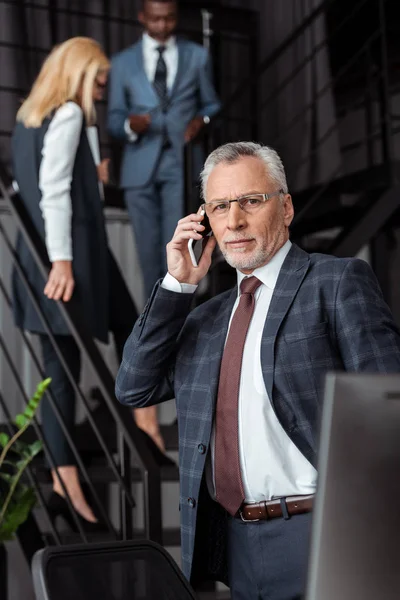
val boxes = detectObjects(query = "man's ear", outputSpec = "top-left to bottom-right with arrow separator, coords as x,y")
283,194 -> 294,227
138,11 -> 145,27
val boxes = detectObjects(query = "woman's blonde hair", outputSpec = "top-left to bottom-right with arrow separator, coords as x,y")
17,36 -> 109,127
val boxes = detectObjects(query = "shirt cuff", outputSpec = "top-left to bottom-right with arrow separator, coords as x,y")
48,250 -> 73,263
161,272 -> 198,294
124,118 -> 138,142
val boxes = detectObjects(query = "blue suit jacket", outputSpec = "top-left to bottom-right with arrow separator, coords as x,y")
116,244 -> 400,584
107,37 -> 221,189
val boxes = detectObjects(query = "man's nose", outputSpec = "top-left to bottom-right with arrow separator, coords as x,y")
227,202 -> 246,230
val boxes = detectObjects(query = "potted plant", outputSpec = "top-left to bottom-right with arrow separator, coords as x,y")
0,377 -> 51,596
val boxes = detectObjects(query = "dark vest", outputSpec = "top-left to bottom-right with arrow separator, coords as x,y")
11,112 -> 111,341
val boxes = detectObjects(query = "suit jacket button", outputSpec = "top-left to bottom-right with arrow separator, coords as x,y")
197,444 -> 206,454
188,497 -> 196,508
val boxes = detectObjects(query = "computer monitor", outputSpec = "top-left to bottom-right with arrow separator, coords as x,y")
306,373 -> 400,600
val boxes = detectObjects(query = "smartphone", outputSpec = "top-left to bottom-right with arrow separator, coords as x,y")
188,210 -> 213,267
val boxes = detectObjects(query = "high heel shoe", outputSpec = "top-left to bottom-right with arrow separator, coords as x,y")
47,491 -> 106,534
137,428 -> 177,468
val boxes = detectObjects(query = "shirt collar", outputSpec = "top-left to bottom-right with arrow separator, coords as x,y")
236,239 -> 292,294
142,32 -> 176,52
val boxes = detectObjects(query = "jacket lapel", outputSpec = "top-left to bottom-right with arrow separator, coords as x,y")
169,38 -> 190,98
260,244 -> 310,401
207,286 -> 237,411
131,41 -> 159,105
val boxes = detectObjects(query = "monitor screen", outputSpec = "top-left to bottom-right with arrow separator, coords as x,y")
306,373 -> 400,600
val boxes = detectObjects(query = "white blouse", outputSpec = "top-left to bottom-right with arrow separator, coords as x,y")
38,101 -> 102,262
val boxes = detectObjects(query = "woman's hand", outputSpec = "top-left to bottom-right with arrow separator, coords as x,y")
97,158 -> 110,184
44,260 -> 75,302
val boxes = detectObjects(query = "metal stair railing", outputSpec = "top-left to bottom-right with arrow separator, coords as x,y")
0,163 -> 163,546
184,0 -> 395,252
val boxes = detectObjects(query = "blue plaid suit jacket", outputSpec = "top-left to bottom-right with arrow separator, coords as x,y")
116,243 -> 400,584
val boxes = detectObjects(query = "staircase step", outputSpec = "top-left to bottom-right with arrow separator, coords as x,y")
75,398 -> 179,454
291,162 -> 396,210
291,206 -> 360,237
32,458 -> 180,484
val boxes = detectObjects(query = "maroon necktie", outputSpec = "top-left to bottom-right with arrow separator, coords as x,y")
214,276 -> 262,516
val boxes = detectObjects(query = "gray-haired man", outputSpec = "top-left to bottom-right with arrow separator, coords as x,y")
116,142 -> 400,599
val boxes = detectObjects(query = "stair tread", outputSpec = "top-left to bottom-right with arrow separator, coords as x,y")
32,458 -> 180,483
291,162 -> 398,209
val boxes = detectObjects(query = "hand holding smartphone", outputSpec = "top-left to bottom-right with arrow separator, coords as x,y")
188,210 -> 213,267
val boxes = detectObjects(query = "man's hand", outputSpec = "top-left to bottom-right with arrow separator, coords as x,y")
166,213 -> 217,285
129,114 -> 151,134
97,158 -> 110,184
44,261 -> 75,302
184,116 -> 204,143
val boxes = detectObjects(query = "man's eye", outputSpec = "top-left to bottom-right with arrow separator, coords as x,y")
247,197 -> 262,205
214,203 -> 228,212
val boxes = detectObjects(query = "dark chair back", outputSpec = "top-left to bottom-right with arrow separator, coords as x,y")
32,539 -> 198,600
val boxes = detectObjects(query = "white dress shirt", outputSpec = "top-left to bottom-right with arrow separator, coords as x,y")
124,33 -> 178,142
161,240 -> 317,501
38,101 -> 102,262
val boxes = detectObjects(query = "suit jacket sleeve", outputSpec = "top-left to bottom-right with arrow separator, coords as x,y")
115,282 -> 194,407
196,49 -> 221,118
335,258 -> 400,371
107,57 -> 130,141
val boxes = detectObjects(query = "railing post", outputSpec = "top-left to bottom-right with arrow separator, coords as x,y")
118,432 -> 133,540
143,469 -> 163,544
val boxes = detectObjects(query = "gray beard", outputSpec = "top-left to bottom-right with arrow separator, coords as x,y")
221,245 -> 271,272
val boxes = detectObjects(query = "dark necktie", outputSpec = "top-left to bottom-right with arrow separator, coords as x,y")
153,45 -> 169,147
214,276 -> 262,516
153,45 -> 168,110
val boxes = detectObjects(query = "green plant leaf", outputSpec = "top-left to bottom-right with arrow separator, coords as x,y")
24,407 -> 35,419
26,440 -> 43,458
0,486 -> 36,542
28,378 -> 52,413
15,414 -> 28,430
15,459 -> 28,471
0,433 -> 10,448
14,378 -> 52,431
0,378 -> 51,540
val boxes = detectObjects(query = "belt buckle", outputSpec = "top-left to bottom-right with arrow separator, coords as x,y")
239,507 -> 260,523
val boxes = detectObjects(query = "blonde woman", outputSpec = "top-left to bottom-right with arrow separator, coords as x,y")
11,37 -> 146,531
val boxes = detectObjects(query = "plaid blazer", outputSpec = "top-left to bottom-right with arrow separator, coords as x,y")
116,243 -> 400,584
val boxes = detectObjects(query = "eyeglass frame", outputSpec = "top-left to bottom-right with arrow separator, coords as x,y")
201,189 -> 286,217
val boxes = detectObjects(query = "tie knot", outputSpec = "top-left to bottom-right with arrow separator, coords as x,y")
240,276 -> 262,296
157,45 -> 166,55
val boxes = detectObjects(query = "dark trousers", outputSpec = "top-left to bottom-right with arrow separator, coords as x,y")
39,326 -> 131,467
38,253 -> 137,467
124,147 -> 184,299
227,512 -> 312,600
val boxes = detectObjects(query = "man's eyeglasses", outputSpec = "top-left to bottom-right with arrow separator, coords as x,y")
201,189 -> 285,218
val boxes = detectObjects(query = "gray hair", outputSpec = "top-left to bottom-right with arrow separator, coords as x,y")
199,141 -> 288,200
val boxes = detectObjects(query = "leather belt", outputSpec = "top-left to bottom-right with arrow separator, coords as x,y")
239,494 -> 314,522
